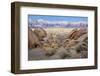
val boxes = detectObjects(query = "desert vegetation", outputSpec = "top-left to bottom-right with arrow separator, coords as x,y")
28,27 -> 88,60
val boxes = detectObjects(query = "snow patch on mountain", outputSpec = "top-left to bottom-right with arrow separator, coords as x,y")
29,19 -> 88,28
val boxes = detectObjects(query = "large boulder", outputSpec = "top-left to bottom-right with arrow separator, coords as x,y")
34,28 -> 47,41
67,28 -> 87,40
28,27 -> 47,49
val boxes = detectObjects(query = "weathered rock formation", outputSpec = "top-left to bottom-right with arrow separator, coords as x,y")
28,27 -> 47,49
67,28 -> 87,40
28,28 -> 88,60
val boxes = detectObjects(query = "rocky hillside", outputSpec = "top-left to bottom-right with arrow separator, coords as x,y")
28,27 -> 88,60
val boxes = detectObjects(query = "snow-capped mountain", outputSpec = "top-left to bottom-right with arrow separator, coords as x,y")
28,19 -> 88,28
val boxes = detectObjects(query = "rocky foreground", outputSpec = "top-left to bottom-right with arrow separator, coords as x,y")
28,27 -> 88,60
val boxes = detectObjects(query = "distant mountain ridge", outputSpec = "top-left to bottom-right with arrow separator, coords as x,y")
28,19 -> 88,28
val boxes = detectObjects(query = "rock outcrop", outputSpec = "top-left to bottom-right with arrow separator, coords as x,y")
28,27 -> 47,49
28,27 -> 88,60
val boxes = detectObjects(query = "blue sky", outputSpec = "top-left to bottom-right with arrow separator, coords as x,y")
28,15 -> 88,23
